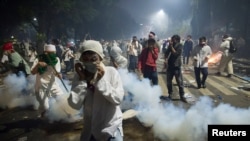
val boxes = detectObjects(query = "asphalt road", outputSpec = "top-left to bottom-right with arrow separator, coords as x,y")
156,57 -> 250,108
0,55 -> 250,141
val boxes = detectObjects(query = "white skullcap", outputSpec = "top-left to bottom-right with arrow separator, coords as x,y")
80,40 -> 104,59
44,44 -> 56,52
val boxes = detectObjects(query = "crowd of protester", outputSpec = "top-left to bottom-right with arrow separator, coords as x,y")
0,31 -> 240,141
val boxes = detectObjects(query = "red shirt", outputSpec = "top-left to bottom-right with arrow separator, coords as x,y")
138,47 -> 159,72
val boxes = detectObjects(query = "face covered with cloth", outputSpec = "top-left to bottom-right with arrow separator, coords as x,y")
68,40 -> 125,141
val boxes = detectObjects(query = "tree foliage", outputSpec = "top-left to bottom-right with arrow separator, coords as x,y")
191,0 -> 249,39
0,0 -> 126,41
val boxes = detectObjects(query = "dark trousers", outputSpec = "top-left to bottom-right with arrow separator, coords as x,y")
64,61 -> 71,72
143,65 -> 158,85
70,58 -> 74,71
128,55 -> 138,72
194,67 -> 208,87
166,66 -> 184,97
183,54 -> 190,65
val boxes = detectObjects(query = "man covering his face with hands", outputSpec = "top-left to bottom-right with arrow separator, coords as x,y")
191,36 -> 212,89
68,40 -> 125,141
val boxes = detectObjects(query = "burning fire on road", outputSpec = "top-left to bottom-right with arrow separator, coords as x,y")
208,51 -> 222,64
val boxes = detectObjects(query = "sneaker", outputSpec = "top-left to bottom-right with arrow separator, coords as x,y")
160,95 -> 171,101
227,74 -> 232,78
201,83 -> 206,88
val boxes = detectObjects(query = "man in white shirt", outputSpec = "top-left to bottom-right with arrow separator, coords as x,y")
191,36 -> 212,89
68,40 -> 125,141
31,44 -> 63,117
127,36 -> 142,72
216,34 -> 234,77
110,41 -> 128,69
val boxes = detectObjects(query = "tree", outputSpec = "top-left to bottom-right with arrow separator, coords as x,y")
0,0 -> 139,43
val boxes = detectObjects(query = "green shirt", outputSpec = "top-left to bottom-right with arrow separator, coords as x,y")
8,52 -> 31,75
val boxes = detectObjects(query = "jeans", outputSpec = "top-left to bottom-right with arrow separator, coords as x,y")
166,66 -> 184,97
194,67 -> 208,87
183,54 -> 190,65
128,55 -> 138,72
143,66 -> 158,85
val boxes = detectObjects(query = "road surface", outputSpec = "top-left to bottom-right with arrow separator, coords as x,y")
0,56 -> 249,141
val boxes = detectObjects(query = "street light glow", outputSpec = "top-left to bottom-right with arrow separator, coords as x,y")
158,9 -> 164,15
155,9 -> 165,19
149,9 -> 169,38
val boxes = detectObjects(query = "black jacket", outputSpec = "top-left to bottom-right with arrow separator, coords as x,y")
165,43 -> 183,68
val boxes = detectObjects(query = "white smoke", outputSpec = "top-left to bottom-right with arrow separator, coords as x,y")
0,73 -> 82,123
2,68 -> 250,140
118,68 -> 250,141
0,73 -> 38,109
46,93 -> 82,123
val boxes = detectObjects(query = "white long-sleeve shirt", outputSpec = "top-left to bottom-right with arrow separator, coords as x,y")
127,41 -> 142,56
191,45 -> 212,68
63,48 -> 74,61
220,37 -> 233,56
1,54 -> 8,63
110,45 -> 128,69
31,57 -> 63,97
68,65 -> 124,141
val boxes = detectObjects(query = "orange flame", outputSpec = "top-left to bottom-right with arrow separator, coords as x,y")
208,52 -> 222,64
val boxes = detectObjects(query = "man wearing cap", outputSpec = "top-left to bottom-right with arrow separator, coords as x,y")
68,40 -> 125,141
138,38 -> 159,85
1,42 -> 31,77
216,34 -> 234,77
31,44 -> 63,117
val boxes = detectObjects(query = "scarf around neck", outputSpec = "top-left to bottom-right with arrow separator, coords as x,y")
37,53 -> 58,74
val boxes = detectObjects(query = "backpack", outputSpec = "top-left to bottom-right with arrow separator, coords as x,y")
229,40 -> 237,53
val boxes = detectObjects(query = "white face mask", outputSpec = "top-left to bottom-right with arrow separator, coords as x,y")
84,62 -> 97,73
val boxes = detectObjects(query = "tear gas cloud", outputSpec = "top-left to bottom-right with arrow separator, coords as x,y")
1,70 -> 250,140
0,73 -> 81,123
118,69 -> 250,141
0,73 -> 38,109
